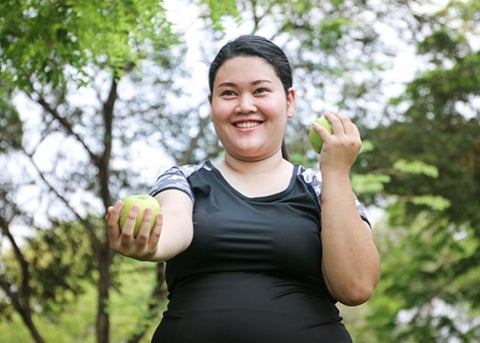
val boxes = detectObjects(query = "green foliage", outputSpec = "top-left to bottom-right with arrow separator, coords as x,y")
353,0 -> 480,341
360,110 -> 479,227
0,0 -> 177,92
418,0 -> 479,62
1,220 -> 96,317
0,96 -> 22,152
0,256 -> 165,343
0,1 -> 182,342
352,173 -> 391,194
393,159 -> 439,178
108,258 -> 167,342
317,16 -> 353,50
204,0 -> 240,31
409,195 -> 450,211
361,216 -> 480,342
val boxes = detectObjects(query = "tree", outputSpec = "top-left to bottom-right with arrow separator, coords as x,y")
354,0 -> 480,341
0,1 -> 179,342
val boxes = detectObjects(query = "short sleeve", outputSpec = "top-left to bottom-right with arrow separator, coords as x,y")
149,166 -> 194,200
298,166 -> 371,227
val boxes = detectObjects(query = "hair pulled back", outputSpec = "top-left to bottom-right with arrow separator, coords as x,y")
208,35 -> 293,96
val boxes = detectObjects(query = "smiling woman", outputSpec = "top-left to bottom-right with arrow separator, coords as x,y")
106,35 -> 380,343
209,55 -> 294,162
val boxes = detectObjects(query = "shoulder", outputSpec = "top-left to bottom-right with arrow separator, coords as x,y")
296,165 -> 323,198
149,161 -> 212,199
295,165 -> 371,226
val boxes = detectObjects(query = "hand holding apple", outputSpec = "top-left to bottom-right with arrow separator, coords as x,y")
309,115 -> 333,153
119,194 -> 161,237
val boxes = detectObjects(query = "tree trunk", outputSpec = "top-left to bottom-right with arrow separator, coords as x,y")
96,244 -> 113,343
0,279 -> 46,343
95,75 -> 117,343
18,308 -> 46,343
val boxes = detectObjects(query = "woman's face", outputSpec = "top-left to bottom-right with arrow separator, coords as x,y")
209,56 -> 295,161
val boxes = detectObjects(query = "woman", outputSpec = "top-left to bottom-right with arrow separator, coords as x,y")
107,35 -> 380,342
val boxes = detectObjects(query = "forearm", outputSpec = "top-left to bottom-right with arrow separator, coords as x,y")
320,170 -> 380,305
151,213 -> 193,261
151,190 -> 193,261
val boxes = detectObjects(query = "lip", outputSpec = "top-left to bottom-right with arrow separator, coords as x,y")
231,119 -> 264,129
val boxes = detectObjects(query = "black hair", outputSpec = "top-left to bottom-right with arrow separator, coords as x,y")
209,35 -> 292,160
208,35 -> 293,96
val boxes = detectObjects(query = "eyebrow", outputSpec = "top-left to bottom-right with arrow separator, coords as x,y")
216,79 -> 272,88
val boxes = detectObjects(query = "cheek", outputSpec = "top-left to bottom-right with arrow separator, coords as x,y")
210,101 -> 232,121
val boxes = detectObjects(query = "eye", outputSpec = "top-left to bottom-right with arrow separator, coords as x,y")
254,87 -> 269,94
221,89 -> 237,97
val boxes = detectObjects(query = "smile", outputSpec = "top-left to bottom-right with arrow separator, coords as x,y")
234,121 -> 263,128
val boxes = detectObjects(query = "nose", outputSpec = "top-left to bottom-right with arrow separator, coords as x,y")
236,94 -> 257,114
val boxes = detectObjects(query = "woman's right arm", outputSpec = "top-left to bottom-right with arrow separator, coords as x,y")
106,189 -> 193,261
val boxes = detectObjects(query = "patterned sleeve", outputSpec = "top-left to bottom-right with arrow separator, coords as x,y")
353,196 -> 371,227
299,166 -> 371,227
149,165 -> 195,201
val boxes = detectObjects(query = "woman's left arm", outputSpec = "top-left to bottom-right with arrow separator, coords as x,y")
313,112 -> 381,306
321,171 -> 380,306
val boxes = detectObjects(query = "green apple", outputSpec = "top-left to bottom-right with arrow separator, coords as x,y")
119,194 -> 161,236
309,115 -> 333,153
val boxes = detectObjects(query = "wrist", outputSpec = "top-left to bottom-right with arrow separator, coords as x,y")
320,166 -> 351,181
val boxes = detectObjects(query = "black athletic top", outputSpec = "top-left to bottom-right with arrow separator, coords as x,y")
149,160 -> 369,343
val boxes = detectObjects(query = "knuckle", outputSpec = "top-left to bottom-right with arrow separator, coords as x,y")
120,233 -> 133,244
136,232 -> 149,243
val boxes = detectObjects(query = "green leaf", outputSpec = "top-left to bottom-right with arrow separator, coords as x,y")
393,159 -> 439,178
207,0 -> 240,31
410,195 -> 451,211
352,174 -> 391,194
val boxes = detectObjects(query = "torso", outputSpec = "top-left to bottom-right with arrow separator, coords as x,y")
149,160 -> 363,342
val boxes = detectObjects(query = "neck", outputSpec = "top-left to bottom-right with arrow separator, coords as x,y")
222,150 -> 287,175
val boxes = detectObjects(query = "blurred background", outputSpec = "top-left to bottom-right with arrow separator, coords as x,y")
1,0 -> 479,342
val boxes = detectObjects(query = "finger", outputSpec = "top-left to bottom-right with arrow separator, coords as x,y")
323,111 -> 343,134
336,112 -> 354,128
120,206 -> 139,245
107,201 -> 123,242
107,200 -> 123,224
135,208 -> 153,244
148,213 -> 163,250
335,114 -> 361,142
105,207 -> 112,221
347,121 -> 360,138
311,121 -> 331,136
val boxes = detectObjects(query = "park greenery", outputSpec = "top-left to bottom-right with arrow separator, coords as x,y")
1,0 -> 479,342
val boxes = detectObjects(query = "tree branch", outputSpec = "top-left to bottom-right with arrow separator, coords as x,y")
20,147 -> 102,254
29,93 -> 100,165
0,214 -> 46,343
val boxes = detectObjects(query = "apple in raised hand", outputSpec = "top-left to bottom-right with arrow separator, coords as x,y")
119,194 -> 161,237
309,115 -> 333,153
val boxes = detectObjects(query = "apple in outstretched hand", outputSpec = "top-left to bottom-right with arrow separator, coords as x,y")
309,115 -> 333,153
119,194 -> 161,237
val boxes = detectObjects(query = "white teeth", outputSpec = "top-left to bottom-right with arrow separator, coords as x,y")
235,121 -> 260,128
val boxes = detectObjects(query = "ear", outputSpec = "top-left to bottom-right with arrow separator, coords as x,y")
286,87 -> 295,118
208,94 -> 212,104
